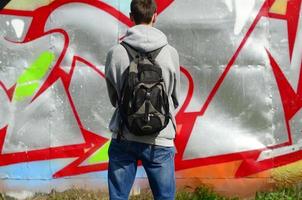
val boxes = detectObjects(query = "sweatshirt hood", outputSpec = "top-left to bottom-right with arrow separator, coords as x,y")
122,25 -> 168,52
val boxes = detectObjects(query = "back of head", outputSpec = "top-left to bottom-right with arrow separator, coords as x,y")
130,0 -> 157,25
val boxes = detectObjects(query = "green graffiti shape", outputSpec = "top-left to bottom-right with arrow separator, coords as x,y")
14,51 -> 55,101
88,141 -> 110,164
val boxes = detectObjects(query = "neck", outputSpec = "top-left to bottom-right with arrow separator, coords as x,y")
136,22 -> 153,26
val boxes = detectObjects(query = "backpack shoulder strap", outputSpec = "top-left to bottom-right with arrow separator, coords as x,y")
120,41 -> 139,59
120,42 -> 139,89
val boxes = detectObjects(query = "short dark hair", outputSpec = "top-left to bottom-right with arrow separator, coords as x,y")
130,0 -> 157,24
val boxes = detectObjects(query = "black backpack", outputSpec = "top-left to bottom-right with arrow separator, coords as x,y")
118,42 -> 171,137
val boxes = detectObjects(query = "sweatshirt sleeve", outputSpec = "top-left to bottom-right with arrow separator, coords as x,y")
105,47 -> 119,108
171,49 -> 180,109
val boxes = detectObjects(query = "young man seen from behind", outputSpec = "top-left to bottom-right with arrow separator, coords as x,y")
105,0 -> 180,199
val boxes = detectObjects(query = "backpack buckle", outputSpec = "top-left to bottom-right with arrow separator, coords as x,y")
146,91 -> 151,100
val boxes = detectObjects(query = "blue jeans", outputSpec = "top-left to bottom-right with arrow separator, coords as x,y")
108,138 -> 176,200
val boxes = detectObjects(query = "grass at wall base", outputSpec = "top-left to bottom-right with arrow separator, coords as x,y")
1,184 -> 302,199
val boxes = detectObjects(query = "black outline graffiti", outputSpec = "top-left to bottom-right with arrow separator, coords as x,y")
0,0 -> 11,10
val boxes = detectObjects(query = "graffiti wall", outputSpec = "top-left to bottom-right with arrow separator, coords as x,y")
0,0 -> 302,198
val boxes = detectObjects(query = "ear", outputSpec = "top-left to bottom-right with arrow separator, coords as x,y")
152,13 -> 157,23
130,13 -> 134,22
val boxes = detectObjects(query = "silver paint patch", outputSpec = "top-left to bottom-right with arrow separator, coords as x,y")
69,62 -> 112,138
2,80 -> 85,153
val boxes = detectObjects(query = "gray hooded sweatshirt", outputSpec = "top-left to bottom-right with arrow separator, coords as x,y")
105,24 -> 180,147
